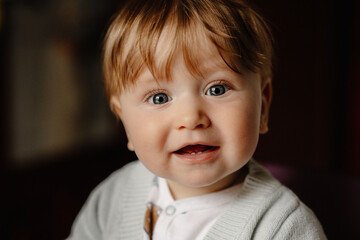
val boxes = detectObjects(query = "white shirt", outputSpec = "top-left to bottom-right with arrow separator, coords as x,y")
143,177 -> 242,240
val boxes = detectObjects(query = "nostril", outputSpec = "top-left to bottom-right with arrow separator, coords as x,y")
174,103 -> 211,130
177,118 -> 211,130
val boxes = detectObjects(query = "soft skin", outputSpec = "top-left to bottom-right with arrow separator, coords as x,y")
111,29 -> 272,200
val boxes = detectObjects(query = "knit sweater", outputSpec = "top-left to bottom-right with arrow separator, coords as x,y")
68,160 -> 327,240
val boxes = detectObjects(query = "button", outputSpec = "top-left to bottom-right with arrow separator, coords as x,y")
156,209 -> 162,216
165,205 -> 176,216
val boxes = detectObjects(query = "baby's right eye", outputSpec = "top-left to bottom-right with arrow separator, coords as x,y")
148,92 -> 171,104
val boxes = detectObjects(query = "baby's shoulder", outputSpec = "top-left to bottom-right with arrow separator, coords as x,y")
68,161 -> 154,239
242,160 -> 327,239
206,160 -> 327,239
260,186 -> 327,239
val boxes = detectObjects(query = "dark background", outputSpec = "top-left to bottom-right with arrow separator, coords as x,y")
1,0 -> 359,239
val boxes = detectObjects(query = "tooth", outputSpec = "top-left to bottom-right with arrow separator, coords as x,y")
197,152 -> 202,154
191,152 -> 196,155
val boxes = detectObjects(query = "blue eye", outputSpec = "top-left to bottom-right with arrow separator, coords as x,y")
206,85 -> 228,96
149,93 -> 170,104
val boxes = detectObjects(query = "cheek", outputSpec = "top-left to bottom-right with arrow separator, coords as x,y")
125,116 -> 173,178
226,113 -> 259,145
218,99 -> 261,155
122,113 -> 169,158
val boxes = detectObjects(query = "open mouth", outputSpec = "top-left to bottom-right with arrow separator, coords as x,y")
174,144 -> 219,155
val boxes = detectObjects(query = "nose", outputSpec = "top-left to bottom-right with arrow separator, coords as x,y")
173,97 -> 211,130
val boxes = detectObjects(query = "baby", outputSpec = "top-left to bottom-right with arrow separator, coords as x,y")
68,0 -> 327,239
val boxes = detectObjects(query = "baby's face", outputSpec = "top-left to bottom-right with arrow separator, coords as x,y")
112,33 -> 271,199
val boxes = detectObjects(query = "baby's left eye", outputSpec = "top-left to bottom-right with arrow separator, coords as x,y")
206,84 -> 229,96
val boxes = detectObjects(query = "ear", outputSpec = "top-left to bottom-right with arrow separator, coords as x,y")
259,78 -> 272,134
110,95 -> 135,151
127,141 -> 135,151
110,95 -> 122,118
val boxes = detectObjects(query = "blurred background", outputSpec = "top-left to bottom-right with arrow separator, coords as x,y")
0,0 -> 359,239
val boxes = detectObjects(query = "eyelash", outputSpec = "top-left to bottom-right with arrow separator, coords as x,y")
206,80 -> 232,93
143,89 -> 170,103
143,80 -> 232,103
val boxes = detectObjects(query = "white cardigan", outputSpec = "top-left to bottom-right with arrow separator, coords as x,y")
68,160 -> 327,240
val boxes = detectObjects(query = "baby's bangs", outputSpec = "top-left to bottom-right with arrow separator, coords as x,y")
137,3 -> 238,83
137,23 -> 178,82
145,0 -> 273,82
135,4 -> 212,83
191,0 -> 271,76
133,8 -> 212,83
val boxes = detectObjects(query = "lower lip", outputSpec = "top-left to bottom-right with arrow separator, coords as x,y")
173,147 -> 220,164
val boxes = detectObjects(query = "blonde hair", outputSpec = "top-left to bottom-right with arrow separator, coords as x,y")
103,0 -> 273,106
